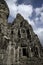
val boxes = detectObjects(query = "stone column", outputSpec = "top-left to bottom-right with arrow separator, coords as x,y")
13,47 -> 15,64
17,46 -> 20,61
29,46 -> 33,57
37,47 -> 41,58
7,41 -> 12,65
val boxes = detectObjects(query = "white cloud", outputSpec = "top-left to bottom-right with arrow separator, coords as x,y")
5,0 -> 18,18
34,28 -> 43,45
35,6 -> 43,23
6,0 -> 17,3
6,0 -> 33,19
34,28 -> 43,34
40,12 -> 43,23
34,6 -> 43,45
6,0 -> 33,25
17,4 -> 33,18
35,8 -> 41,16
35,6 -> 43,16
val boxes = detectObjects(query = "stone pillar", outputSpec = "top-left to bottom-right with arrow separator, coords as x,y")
0,10 -> 8,36
13,47 -> 15,64
7,41 -> 12,65
37,47 -> 41,58
17,46 -> 20,62
29,46 -> 33,57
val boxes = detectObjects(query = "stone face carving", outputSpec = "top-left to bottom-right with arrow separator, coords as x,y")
0,0 -> 43,65
0,0 -> 9,18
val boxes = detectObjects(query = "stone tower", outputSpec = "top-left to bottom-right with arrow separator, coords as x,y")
0,0 -> 43,65
0,0 -> 9,65
10,14 -> 42,65
0,0 -> 9,35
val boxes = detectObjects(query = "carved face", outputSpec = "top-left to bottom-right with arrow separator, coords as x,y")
20,28 -> 26,38
0,0 -> 9,18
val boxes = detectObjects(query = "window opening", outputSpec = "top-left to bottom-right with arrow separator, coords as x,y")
26,29 -> 31,39
20,22 -> 23,27
18,29 -> 21,38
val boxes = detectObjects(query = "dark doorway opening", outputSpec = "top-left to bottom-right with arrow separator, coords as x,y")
26,29 -> 31,40
18,29 -> 21,38
23,48 -> 27,56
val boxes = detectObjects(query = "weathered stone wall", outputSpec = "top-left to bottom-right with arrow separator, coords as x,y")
0,0 -> 43,65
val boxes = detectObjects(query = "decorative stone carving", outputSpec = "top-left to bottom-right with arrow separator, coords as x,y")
0,0 -> 43,65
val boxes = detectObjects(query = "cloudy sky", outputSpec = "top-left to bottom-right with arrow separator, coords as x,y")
5,0 -> 43,46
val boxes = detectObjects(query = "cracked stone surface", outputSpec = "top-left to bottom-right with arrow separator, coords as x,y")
0,0 -> 43,65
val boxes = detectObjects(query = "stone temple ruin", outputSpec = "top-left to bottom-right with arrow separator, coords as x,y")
0,0 -> 43,65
